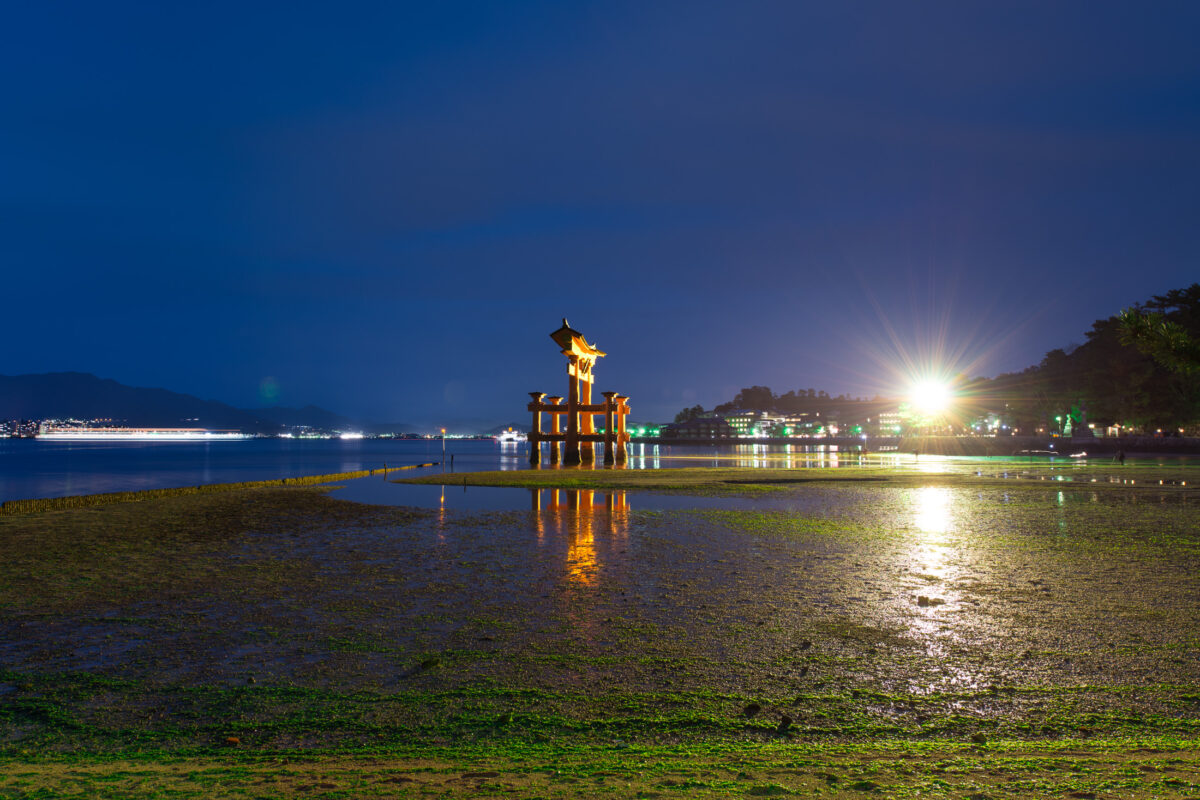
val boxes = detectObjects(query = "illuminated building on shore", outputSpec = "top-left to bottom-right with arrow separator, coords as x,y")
659,416 -> 736,439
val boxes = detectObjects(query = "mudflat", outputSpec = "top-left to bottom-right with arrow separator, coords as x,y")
2,465 -> 1199,798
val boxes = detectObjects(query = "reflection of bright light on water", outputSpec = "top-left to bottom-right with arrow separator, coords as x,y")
914,486 -> 952,535
914,455 -> 951,474
909,486 -> 955,644
912,486 -> 953,587
628,443 -> 661,469
888,487 -> 984,694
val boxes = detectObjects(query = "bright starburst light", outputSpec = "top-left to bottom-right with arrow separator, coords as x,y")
910,379 -> 952,414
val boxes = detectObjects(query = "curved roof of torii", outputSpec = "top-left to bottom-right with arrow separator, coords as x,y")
550,318 -> 606,358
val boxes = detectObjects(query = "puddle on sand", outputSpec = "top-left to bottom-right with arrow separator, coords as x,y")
328,471 -> 1191,517
329,474 -> 754,512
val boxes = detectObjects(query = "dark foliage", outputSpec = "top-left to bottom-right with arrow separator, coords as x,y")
677,284 -> 1200,431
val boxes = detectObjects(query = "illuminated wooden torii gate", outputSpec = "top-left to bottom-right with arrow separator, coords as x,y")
528,319 -> 630,466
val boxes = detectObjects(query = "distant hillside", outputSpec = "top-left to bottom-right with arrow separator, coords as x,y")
0,373 -> 406,433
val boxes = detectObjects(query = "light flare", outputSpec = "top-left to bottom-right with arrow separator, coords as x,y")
910,379 -> 952,414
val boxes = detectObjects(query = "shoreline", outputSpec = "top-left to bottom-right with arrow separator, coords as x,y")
9,449 -> 1199,515
0,462 -> 438,516
635,434 -> 1200,456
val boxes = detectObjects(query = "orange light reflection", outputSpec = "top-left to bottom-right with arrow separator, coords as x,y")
531,488 -> 631,588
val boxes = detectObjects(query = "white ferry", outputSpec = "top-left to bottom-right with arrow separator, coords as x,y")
495,427 -> 528,444
36,427 -> 252,442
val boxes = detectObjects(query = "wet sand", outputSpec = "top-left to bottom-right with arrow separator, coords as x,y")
2,467 -> 1199,797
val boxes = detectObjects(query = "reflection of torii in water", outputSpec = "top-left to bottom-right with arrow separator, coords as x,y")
528,319 -> 631,466
531,488 -> 631,588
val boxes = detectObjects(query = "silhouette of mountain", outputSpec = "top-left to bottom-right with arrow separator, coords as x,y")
0,373 -> 410,433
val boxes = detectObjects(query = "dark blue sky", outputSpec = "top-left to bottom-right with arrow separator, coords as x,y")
4,2 -> 1199,428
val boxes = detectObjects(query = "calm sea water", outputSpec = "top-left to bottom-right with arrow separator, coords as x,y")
0,438 -> 860,502
2,437 -> 1191,506
0,438 -> 498,502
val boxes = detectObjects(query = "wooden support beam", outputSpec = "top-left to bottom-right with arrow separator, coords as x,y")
564,356 -> 580,465
529,392 -> 545,465
615,394 -> 629,463
547,395 -> 562,464
602,391 -> 617,465
530,403 -> 612,414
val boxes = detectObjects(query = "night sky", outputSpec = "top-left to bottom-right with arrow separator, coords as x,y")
4,2 -> 1199,429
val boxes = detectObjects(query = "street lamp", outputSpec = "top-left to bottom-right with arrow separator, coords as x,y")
441,428 -> 446,461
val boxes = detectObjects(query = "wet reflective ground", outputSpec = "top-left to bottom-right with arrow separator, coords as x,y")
2,471 -> 1198,758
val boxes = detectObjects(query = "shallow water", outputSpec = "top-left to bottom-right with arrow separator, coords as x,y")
329,473 -> 755,512
327,465 -> 1195,513
6,436 -> 1194,502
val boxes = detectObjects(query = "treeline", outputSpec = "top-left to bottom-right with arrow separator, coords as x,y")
674,389 -> 889,423
976,284 -> 1200,431
675,284 -> 1200,432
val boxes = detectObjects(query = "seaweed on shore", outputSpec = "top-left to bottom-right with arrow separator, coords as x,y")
3,470 -> 1200,798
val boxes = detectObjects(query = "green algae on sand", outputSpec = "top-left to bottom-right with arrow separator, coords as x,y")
2,468 -> 1200,797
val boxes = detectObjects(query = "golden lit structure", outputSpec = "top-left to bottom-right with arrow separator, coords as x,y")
528,319 -> 631,466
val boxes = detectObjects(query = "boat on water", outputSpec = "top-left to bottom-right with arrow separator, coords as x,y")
495,428 -> 528,444
36,427 -> 252,442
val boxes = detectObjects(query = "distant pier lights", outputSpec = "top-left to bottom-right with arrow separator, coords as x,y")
528,319 -> 630,466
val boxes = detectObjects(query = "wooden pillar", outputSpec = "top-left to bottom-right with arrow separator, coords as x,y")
564,357 -> 578,462
547,396 -> 562,464
564,357 -> 581,465
602,391 -> 617,465
615,395 -> 629,463
528,392 -> 545,465
579,358 -> 595,464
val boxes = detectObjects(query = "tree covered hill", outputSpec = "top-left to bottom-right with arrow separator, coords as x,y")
982,284 -> 1200,431
679,284 -> 1200,433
